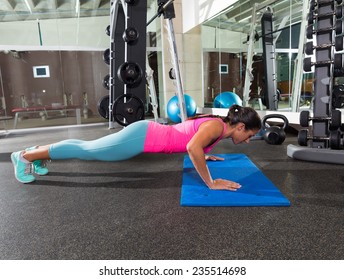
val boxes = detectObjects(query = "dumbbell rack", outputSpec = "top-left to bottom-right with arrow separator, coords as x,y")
287,0 -> 344,164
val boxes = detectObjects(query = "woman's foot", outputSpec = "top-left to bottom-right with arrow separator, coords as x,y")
11,151 -> 36,183
25,146 -> 49,176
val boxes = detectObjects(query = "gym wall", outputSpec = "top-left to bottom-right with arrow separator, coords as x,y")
0,51 -> 108,117
203,52 -> 243,105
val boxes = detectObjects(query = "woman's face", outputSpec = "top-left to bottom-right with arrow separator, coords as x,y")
231,124 -> 259,145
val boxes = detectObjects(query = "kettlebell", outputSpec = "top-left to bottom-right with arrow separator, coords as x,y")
261,114 -> 289,145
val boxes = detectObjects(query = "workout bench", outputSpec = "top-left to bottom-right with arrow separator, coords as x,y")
11,105 -> 81,129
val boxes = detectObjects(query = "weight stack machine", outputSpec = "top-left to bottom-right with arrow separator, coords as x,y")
287,0 -> 344,164
98,0 -> 147,127
242,4 -> 278,110
261,9 -> 278,110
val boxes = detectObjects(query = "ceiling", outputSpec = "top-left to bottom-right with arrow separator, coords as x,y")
1,0 -> 306,32
203,0 -> 306,35
0,0 -> 156,22
0,0 -> 306,36
0,0 -> 111,22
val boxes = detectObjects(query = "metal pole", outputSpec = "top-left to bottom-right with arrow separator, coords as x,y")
242,4 -> 258,107
146,56 -> 159,122
37,19 -> 43,46
291,0 -> 309,112
166,18 -> 187,122
109,0 -> 117,129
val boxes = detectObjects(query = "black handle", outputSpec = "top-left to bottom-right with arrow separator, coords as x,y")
262,114 -> 289,130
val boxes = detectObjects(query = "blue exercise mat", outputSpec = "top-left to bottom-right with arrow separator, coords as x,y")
180,154 -> 290,207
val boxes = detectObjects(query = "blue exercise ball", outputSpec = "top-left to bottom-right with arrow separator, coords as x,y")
214,91 -> 242,108
167,94 -> 197,123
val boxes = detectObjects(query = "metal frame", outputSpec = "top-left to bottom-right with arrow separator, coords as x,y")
108,0 -> 147,128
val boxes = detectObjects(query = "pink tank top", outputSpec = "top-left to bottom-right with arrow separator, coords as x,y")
143,118 -> 227,153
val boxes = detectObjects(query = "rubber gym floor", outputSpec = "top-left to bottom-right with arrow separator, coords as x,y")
1,124 -> 344,260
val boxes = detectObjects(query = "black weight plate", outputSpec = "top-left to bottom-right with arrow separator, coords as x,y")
306,25 -> 313,39
336,5 -> 343,19
331,109 -> 342,128
334,53 -> 343,69
117,62 -> 143,87
335,36 -> 343,52
298,129 -> 309,146
305,42 -> 314,55
303,57 -> 312,72
103,48 -> 110,65
332,85 -> 344,108
307,13 -> 313,25
335,19 -> 343,35
169,68 -> 176,80
97,95 -> 110,119
300,110 -> 310,127
102,74 -> 110,90
112,94 -> 144,126
329,130 -> 341,149
105,25 -> 110,36
122,27 -> 139,43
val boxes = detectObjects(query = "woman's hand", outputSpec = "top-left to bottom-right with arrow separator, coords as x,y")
209,179 -> 241,191
205,155 -> 224,161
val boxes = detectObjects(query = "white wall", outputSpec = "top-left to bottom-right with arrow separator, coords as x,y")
182,0 -> 238,33
202,25 -> 248,51
0,16 -> 110,51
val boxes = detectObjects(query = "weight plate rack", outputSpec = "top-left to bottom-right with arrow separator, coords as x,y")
98,0 -> 147,127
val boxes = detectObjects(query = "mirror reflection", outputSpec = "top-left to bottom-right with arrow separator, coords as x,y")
0,0 -> 159,130
201,0 -> 313,112
1,0 -> 341,132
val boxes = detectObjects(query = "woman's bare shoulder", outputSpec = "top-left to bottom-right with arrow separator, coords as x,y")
197,119 -> 224,135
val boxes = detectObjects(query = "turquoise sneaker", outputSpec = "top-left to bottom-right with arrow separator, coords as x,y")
11,151 -> 35,183
25,146 -> 49,176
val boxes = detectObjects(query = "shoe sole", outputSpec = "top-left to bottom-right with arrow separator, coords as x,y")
35,171 -> 49,176
11,153 -> 35,184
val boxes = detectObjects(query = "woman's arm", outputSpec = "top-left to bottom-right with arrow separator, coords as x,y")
186,120 -> 241,191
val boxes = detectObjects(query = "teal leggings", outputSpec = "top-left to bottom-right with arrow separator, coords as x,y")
49,120 -> 149,161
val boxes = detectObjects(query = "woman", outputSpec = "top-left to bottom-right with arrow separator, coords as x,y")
11,105 -> 261,190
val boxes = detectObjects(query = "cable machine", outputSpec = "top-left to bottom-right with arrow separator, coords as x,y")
243,0 -> 281,110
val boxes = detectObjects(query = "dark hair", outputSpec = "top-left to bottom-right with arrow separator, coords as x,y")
225,105 -> 261,130
189,105 -> 261,130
